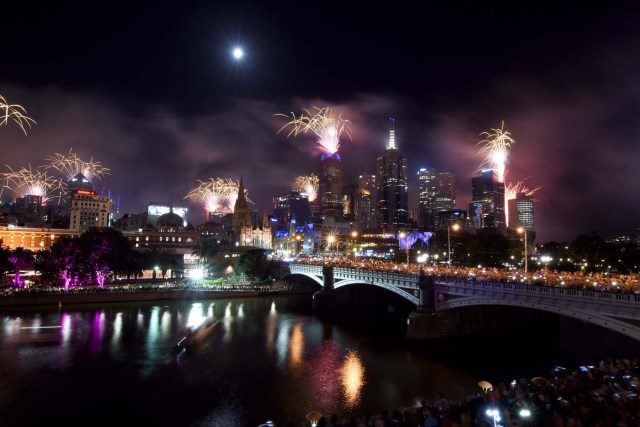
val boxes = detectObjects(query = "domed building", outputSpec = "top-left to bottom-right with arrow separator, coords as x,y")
157,210 -> 184,231
122,207 -> 199,276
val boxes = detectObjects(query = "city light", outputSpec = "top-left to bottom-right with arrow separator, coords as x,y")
485,408 -> 501,427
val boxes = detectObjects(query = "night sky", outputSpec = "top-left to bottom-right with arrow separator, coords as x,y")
1,1 -> 639,243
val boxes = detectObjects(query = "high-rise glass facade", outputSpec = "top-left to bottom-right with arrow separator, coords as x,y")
376,119 -> 408,230
417,168 -> 455,229
469,169 -> 505,229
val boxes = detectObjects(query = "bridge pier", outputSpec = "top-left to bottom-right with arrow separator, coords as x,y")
312,265 -> 338,312
407,273 -> 447,340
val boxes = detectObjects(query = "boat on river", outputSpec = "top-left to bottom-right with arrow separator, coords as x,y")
176,317 -> 219,349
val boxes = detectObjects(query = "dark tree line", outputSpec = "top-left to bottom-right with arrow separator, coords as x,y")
0,227 -> 185,287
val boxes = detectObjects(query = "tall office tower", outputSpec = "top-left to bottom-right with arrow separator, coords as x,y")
319,153 -> 343,217
417,168 -> 456,229
469,169 -> 505,229
376,119 -> 408,230
273,191 -> 310,225
358,173 -> 377,229
508,192 -> 535,231
69,189 -> 112,231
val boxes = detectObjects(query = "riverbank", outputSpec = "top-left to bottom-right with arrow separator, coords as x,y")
0,283 -> 314,307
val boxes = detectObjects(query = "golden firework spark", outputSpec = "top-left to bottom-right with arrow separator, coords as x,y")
292,174 -> 319,202
185,178 -> 252,214
185,178 -> 228,214
0,95 -> 36,135
46,148 -> 111,181
276,106 -> 352,155
477,121 -> 515,183
1,164 -> 65,204
222,178 -> 252,212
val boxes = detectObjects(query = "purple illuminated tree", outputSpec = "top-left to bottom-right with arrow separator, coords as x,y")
78,227 -> 133,287
47,236 -> 82,289
8,247 -> 34,287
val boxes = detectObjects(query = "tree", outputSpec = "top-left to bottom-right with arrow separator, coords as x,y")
0,246 -> 13,285
79,227 -> 134,287
46,236 -> 82,288
234,249 -> 269,283
8,247 -> 34,287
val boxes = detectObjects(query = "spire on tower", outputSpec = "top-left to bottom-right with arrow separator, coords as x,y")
388,117 -> 396,150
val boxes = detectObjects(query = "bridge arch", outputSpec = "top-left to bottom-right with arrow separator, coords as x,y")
436,296 -> 640,341
283,271 -> 324,287
287,263 -> 640,342
333,279 -> 420,305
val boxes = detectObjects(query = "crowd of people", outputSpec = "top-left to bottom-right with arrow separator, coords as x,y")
296,257 -> 640,294
269,358 -> 640,426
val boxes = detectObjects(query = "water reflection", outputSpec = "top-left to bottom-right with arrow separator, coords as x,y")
340,350 -> 365,408
289,323 -> 304,368
0,296 -> 491,427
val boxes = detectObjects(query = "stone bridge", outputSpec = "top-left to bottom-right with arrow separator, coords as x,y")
287,263 -> 640,341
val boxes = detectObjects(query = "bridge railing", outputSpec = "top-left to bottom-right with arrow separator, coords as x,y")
438,278 -> 640,306
333,267 -> 419,289
290,263 -> 640,306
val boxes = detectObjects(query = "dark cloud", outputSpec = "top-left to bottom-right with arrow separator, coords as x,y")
2,1 -> 640,243
3,81 -> 638,244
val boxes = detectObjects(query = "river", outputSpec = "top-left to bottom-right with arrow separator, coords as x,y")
0,293 -> 637,427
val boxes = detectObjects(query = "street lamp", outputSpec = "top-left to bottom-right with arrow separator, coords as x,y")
447,223 -> 460,267
517,227 -> 528,273
326,234 -> 339,254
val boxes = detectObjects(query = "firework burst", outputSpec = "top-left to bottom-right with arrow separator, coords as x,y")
476,121 -> 515,183
185,178 -> 252,214
1,164 -> 65,204
0,94 -> 36,135
276,106 -> 352,155
506,180 -> 541,200
185,178 -> 228,214
293,174 -> 319,202
46,149 -> 111,181
222,178 -> 251,212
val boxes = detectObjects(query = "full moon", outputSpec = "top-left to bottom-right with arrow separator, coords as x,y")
232,47 -> 244,60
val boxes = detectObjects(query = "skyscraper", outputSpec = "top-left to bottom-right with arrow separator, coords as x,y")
357,173 -> 377,230
318,153 -> 342,217
469,169 -> 505,229
273,191 -> 310,225
376,119 -> 408,230
508,192 -> 535,231
417,168 -> 456,229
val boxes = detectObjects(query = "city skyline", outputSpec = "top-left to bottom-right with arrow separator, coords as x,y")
1,1 -> 639,242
